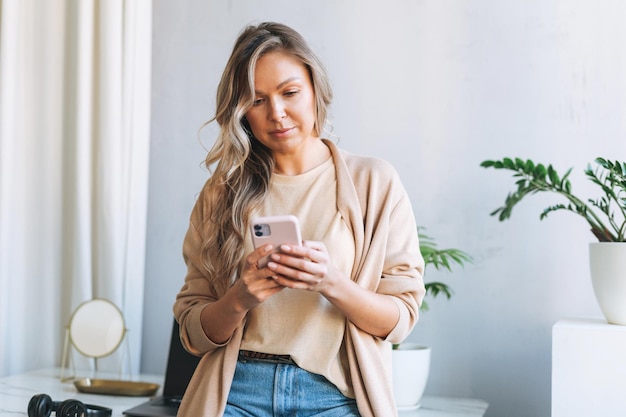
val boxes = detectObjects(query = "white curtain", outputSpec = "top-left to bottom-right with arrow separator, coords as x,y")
0,0 -> 152,377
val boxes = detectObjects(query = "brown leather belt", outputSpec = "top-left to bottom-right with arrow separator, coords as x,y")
239,350 -> 295,364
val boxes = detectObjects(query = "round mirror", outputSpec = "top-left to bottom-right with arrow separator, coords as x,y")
69,299 -> 125,358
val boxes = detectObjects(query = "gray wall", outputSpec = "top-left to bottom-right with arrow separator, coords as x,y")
144,1 -> 626,416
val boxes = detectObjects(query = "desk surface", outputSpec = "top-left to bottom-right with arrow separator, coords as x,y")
0,368 -> 488,417
0,368 -> 163,417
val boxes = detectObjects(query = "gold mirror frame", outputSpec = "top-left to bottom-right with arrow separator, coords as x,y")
69,299 -> 126,358
60,298 -> 128,381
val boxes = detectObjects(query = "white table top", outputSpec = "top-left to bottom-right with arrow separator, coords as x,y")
0,368 -> 163,417
0,368 -> 487,417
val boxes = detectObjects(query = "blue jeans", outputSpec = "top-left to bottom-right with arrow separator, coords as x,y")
224,356 -> 360,416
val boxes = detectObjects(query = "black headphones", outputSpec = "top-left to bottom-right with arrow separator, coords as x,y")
28,394 -> 112,417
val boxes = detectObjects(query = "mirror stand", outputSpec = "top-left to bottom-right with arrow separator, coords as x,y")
60,329 -> 131,381
59,298 -> 131,381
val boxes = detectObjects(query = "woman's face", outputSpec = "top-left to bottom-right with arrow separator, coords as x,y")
245,50 -> 317,155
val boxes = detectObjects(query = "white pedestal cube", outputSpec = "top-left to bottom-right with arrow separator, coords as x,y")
552,318 -> 626,417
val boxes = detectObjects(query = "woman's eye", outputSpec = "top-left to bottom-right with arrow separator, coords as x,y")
253,98 -> 264,106
284,90 -> 299,97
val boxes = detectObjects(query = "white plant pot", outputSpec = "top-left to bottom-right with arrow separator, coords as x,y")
391,343 -> 431,410
589,242 -> 626,325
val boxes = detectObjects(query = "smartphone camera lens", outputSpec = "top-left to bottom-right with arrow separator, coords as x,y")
253,223 -> 270,237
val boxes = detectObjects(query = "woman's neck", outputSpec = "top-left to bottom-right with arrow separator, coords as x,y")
272,139 -> 331,176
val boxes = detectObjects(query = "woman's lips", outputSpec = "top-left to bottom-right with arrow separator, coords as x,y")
270,127 -> 294,137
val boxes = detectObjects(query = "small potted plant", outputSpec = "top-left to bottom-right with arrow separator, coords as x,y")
480,157 -> 626,324
392,228 -> 473,410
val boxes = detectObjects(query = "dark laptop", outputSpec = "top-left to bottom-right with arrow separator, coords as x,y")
123,319 -> 201,417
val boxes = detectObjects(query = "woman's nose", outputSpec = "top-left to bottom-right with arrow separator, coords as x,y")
269,99 -> 287,121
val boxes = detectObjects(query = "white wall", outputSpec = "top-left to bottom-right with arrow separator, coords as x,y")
145,1 -> 626,416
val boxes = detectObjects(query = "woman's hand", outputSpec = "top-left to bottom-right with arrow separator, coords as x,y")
266,241 -> 337,292
199,243 -> 285,344
267,240 -> 401,339
234,244 -> 287,309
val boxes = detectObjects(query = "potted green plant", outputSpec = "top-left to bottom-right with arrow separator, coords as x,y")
480,157 -> 626,324
392,228 -> 473,410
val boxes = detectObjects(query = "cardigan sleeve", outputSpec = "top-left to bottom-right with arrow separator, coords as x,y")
173,186 -> 232,356
333,143 -> 425,344
378,189 -> 425,344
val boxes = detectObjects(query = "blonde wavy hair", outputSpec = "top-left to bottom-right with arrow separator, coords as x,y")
199,22 -> 333,294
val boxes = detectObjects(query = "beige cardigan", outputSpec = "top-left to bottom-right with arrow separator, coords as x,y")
173,139 -> 425,417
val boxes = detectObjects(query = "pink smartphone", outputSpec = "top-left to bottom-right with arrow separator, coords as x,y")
250,215 -> 302,268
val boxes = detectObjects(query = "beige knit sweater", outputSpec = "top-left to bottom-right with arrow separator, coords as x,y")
173,139 -> 425,417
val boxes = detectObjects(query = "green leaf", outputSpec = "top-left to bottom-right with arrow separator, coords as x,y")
535,164 -> 547,179
548,165 -> 560,185
425,281 -> 453,299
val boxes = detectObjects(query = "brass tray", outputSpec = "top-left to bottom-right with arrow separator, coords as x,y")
74,378 -> 160,396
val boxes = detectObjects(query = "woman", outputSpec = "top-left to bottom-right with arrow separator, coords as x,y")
173,22 -> 425,417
